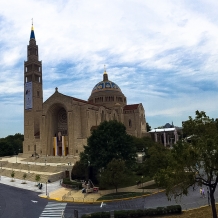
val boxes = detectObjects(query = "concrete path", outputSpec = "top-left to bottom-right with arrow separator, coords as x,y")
0,156 -> 160,203
0,174 -> 159,203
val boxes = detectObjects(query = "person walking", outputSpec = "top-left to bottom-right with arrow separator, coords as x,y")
200,187 -> 202,197
202,188 -> 205,198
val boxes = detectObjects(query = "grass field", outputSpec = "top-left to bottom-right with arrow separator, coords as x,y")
152,205 -> 218,218
97,191 -> 150,201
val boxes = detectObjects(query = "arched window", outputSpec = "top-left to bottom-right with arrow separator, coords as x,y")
101,111 -> 105,122
129,119 -> 132,128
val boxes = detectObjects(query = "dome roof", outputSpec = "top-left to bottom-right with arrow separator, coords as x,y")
91,71 -> 122,94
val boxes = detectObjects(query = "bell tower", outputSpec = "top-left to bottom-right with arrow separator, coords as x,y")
23,23 -> 43,155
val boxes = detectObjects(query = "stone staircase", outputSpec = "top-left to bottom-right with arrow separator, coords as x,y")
0,161 -> 65,183
23,156 -> 77,164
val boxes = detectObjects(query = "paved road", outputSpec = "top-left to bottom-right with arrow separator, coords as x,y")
0,183 -> 48,218
64,186 -> 218,217
1,182 -> 218,218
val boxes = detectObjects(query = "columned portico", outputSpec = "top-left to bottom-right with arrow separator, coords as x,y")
149,127 -> 182,147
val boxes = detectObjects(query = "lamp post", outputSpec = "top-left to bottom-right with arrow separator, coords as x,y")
141,176 -> 144,193
88,161 -> 90,181
46,182 -> 47,195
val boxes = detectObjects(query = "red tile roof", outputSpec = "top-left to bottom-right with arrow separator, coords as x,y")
123,104 -> 139,110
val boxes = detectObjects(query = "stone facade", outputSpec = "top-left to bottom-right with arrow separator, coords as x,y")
23,26 -> 147,157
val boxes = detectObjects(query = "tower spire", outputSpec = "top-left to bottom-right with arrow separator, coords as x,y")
103,64 -> 108,81
30,18 -> 35,40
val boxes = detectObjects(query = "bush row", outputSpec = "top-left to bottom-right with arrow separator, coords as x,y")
62,178 -> 82,189
81,205 -> 182,218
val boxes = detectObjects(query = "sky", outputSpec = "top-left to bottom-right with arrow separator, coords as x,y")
1,0 -> 218,137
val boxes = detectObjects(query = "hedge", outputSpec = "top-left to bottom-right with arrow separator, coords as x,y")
62,178 -> 82,189
81,204 -> 182,218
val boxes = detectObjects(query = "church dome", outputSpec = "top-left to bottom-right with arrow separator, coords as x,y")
91,78 -> 122,94
88,70 -> 127,108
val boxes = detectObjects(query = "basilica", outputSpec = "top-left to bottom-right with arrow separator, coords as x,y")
23,25 -> 147,157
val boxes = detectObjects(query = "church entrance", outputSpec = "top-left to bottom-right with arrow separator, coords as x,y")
58,146 -> 62,156
48,105 -> 69,156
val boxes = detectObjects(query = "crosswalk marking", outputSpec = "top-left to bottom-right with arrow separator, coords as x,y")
39,202 -> 67,218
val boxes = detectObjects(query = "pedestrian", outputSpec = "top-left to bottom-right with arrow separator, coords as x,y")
202,188 -> 205,198
200,187 -> 202,197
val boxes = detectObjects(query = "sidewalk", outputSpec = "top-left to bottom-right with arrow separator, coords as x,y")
0,157 -> 160,203
0,174 -> 160,203
40,179 -> 161,203
0,175 -> 62,194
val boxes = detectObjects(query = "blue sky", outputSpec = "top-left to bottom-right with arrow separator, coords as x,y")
1,0 -> 218,137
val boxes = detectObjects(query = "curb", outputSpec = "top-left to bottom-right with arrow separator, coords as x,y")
38,189 -> 165,203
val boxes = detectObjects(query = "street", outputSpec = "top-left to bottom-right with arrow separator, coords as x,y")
1,183 -> 218,218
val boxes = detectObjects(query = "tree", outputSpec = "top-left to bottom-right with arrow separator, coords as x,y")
144,143 -> 170,177
11,171 -> 15,182
71,161 -> 87,180
100,159 -> 126,193
22,173 -> 27,184
155,111 -> 218,218
35,174 -> 41,185
131,136 -> 154,152
0,133 -> 23,157
82,120 -> 137,171
146,122 -> 151,132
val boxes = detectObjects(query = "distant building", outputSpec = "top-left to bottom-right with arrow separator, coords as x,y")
23,24 -> 147,157
149,123 -> 182,147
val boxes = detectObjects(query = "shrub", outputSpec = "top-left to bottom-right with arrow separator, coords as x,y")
81,214 -> 90,218
35,174 -> 41,185
62,178 -> 82,189
90,212 -> 110,218
144,208 -> 157,216
86,205 -> 182,218
136,209 -> 144,217
11,171 -> 15,181
128,210 -> 139,218
166,205 -> 182,214
23,173 -> 27,181
156,207 -> 167,215
114,210 -> 128,218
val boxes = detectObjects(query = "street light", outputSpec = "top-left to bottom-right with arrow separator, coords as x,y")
46,182 -> 47,196
141,176 -> 144,193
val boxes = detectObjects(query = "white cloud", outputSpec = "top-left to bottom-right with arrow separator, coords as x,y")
0,0 -> 218,137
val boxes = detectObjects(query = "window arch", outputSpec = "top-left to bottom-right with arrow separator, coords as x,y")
129,119 -> 132,128
101,111 -> 105,122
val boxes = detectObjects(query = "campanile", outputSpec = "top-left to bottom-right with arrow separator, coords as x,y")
23,24 -> 43,154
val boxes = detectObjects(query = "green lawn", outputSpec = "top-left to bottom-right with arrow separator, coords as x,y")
139,183 -> 161,189
97,192 -> 150,201
99,172 -> 152,190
